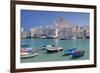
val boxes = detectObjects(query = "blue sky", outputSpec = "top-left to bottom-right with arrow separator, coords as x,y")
21,9 -> 89,32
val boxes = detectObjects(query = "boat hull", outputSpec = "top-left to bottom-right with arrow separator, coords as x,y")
21,53 -> 38,59
63,51 -> 73,55
63,48 -> 76,55
72,50 -> 85,58
46,48 -> 63,53
47,49 -> 58,53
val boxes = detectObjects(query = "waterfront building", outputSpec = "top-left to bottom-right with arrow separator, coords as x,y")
30,26 -> 44,38
82,25 -> 90,38
24,17 -> 90,39
21,28 -> 27,38
54,17 -> 73,39
30,28 -> 36,37
21,28 -> 24,32
53,17 -> 90,39
48,26 -> 55,38
21,32 -> 27,38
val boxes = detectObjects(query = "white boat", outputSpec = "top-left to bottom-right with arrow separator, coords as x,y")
41,45 -> 55,50
21,52 -> 38,59
41,45 -> 63,52
71,36 -> 77,39
46,47 -> 63,53
40,36 -> 46,39
21,48 -> 38,59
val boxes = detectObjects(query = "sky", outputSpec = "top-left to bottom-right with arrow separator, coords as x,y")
21,9 -> 89,32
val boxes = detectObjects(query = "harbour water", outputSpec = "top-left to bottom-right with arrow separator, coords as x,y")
21,38 -> 89,63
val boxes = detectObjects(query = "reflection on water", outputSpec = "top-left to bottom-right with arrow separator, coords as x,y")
21,38 -> 89,63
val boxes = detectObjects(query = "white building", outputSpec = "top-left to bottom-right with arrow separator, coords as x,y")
54,17 -> 73,38
21,27 -> 27,38
25,17 -> 90,39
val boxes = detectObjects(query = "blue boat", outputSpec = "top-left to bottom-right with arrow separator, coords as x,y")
72,50 -> 85,58
67,48 -> 77,51
63,48 -> 76,55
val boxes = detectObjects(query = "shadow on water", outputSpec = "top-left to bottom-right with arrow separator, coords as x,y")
69,56 -> 84,60
21,57 -> 34,59
43,52 -> 58,54
62,54 -> 71,56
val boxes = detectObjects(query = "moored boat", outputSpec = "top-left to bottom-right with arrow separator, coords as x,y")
60,38 -> 66,40
21,52 -> 38,59
72,50 -> 85,58
41,45 -> 56,50
46,47 -> 63,53
63,48 -> 76,55
21,48 -> 33,52
40,36 -> 46,39
21,48 -> 38,59
66,48 -> 76,51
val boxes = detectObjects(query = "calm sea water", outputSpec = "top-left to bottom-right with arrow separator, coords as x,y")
21,38 -> 89,63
